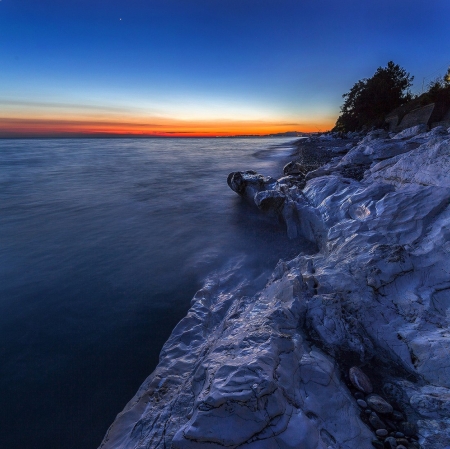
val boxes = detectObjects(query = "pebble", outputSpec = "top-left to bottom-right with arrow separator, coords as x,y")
349,366 -> 373,394
366,394 -> 394,414
357,399 -> 368,408
384,418 -> 398,430
395,432 -> 404,438
354,391 -> 364,400
371,440 -> 384,449
365,409 -> 372,415
369,412 -> 386,430
396,446 -> 407,449
376,429 -> 388,437
396,439 -> 409,447
391,410 -> 404,421
384,436 -> 397,449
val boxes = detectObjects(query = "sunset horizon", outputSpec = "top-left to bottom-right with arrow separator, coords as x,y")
0,114 -> 333,138
2,1 -> 449,140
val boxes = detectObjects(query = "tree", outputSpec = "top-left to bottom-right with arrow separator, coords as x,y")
420,66 -> 450,107
333,61 -> 414,132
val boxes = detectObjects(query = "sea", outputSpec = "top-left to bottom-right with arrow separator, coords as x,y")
0,137 -> 310,449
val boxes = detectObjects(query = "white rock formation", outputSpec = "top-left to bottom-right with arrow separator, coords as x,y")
100,127 -> 450,449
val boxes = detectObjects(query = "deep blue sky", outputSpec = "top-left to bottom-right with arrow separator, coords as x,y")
1,0 -> 450,135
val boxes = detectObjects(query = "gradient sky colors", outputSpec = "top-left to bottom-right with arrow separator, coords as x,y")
1,0 -> 450,137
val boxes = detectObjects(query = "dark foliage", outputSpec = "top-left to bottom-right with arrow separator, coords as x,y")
333,61 -> 414,132
419,67 -> 450,106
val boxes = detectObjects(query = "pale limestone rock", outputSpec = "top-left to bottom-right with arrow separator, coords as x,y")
100,268 -> 373,449
392,124 -> 428,139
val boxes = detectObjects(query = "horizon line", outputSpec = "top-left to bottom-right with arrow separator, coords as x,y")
0,132 -> 316,139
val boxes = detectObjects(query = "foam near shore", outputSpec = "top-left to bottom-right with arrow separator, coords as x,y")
100,126 -> 450,449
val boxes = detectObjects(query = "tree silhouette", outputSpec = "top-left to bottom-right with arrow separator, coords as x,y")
333,61 -> 414,132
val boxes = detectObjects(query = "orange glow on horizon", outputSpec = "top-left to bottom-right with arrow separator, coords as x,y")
0,115 -> 334,138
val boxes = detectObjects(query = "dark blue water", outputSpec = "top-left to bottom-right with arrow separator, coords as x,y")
0,138 -> 308,449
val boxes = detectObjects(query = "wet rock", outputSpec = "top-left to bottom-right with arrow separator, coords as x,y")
370,412 -> 387,430
384,436 -> 397,448
283,161 -> 305,176
376,429 -> 389,437
372,440 -> 385,449
395,432 -> 405,438
227,170 -> 276,199
254,190 -> 286,213
357,399 -> 368,408
391,411 -> 404,421
396,445 -> 407,449
354,391 -> 365,400
396,438 -> 409,447
366,394 -> 394,414
349,366 -> 373,394
384,418 -> 398,430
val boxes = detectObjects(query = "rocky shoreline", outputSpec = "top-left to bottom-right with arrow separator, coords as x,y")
100,126 -> 450,449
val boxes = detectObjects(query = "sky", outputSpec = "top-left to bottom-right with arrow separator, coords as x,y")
1,0 -> 450,137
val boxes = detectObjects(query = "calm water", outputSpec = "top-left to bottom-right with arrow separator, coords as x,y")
0,138 -> 308,449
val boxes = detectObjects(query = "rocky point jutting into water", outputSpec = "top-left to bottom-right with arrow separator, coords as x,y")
100,125 -> 450,449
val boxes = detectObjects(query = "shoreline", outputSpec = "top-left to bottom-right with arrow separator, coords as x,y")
100,127 -> 450,449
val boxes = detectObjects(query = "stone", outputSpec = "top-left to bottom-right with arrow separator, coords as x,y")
384,436 -> 397,449
283,161 -> 305,176
254,190 -> 286,213
354,391 -> 365,400
370,412 -> 387,430
394,104 -> 433,133
349,366 -> 373,394
372,440 -> 385,449
395,432 -> 404,438
384,419 -> 398,430
396,439 -> 409,447
227,170 -> 276,200
391,411 -> 404,421
396,445 -> 407,449
366,394 -> 394,414
376,429 -> 389,437
357,399 -> 368,408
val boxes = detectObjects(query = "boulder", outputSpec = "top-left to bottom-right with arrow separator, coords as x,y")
392,124 -> 427,139
283,161 -> 305,176
227,170 -> 277,202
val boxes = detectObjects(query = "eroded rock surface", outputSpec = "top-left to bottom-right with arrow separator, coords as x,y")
100,127 -> 450,449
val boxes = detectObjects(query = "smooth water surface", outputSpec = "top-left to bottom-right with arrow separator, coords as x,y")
0,138 -> 307,449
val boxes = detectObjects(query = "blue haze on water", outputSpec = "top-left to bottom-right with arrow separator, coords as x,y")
0,137 -> 311,449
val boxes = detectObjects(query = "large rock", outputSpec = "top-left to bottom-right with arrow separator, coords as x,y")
392,124 -> 428,139
227,170 -> 277,202
100,267 -> 373,449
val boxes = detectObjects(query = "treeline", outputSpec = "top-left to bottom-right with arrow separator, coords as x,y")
333,61 -> 450,133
